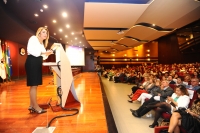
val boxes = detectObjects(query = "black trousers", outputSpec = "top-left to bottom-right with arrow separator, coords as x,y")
136,97 -> 160,116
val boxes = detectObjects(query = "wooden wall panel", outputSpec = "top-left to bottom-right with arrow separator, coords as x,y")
158,33 -> 182,64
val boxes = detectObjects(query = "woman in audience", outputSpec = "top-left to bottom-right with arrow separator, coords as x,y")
147,85 -> 190,128
127,76 -> 150,98
168,88 -> 200,133
137,80 -> 161,105
128,78 -> 155,103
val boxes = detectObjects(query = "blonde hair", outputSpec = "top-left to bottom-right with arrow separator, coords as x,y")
36,27 -> 49,48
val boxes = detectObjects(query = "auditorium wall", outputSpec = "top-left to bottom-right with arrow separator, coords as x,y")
1,39 -> 53,79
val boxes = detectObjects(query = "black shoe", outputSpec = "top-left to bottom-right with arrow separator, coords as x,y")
149,122 -> 159,128
127,95 -> 132,99
32,108 -> 47,114
28,106 -> 35,113
128,100 -> 133,103
132,110 -> 140,118
130,109 -> 136,113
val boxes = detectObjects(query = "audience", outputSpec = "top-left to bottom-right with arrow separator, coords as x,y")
101,63 -> 200,132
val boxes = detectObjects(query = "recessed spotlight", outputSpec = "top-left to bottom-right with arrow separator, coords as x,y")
54,33 -> 56,35
75,38 -> 77,40
34,14 -> 39,17
60,38 -> 62,40
79,41 -> 81,43
43,5 -> 48,9
66,24 -> 70,28
65,35 -> 68,38
59,29 -> 63,32
44,25 -> 48,28
152,24 -> 155,26
71,40 -> 73,42
40,9 -> 43,12
83,45 -> 84,46
71,32 -> 74,35
62,12 -> 67,18
53,20 -> 56,23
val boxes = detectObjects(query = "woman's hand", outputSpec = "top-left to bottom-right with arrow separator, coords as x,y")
45,50 -> 53,56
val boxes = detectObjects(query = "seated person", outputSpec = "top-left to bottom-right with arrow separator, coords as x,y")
175,77 -> 186,87
186,78 -> 200,91
130,80 -> 174,118
168,88 -> 200,133
183,75 -> 191,85
147,85 -> 190,128
128,78 -> 155,103
137,80 -> 161,105
128,76 -> 150,98
168,75 -> 176,84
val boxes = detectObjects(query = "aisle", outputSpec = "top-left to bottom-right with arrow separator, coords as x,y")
101,77 -> 155,133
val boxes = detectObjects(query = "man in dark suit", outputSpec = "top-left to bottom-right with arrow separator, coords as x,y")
130,80 -> 174,117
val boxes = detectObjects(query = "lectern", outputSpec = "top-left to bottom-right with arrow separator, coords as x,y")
43,43 -> 80,111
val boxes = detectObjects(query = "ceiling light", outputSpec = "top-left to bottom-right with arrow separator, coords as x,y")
79,41 -> 81,43
83,45 -> 84,46
43,5 -> 48,9
147,49 -> 150,52
65,35 -> 68,38
152,24 -> 155,26
66,24 -> 70,28
62,12 -> 67,18
53,20 -> 56,23
60,38 -> 62,40
59,29 -> 63,32
34,14 -> 39,17
85,47 -> 87,48
40,9 -> 43,12
54,33 -> 56,35
117,30 -> 124,35
71,32 -> 74,35
75,38 -> 77,40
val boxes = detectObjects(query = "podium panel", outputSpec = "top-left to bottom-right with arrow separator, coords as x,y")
43,43 -> 80,110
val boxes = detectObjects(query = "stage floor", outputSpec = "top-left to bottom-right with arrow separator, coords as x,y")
0,73 -> 107,133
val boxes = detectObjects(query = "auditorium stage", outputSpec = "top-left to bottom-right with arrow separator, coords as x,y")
0,73 -> 108,133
